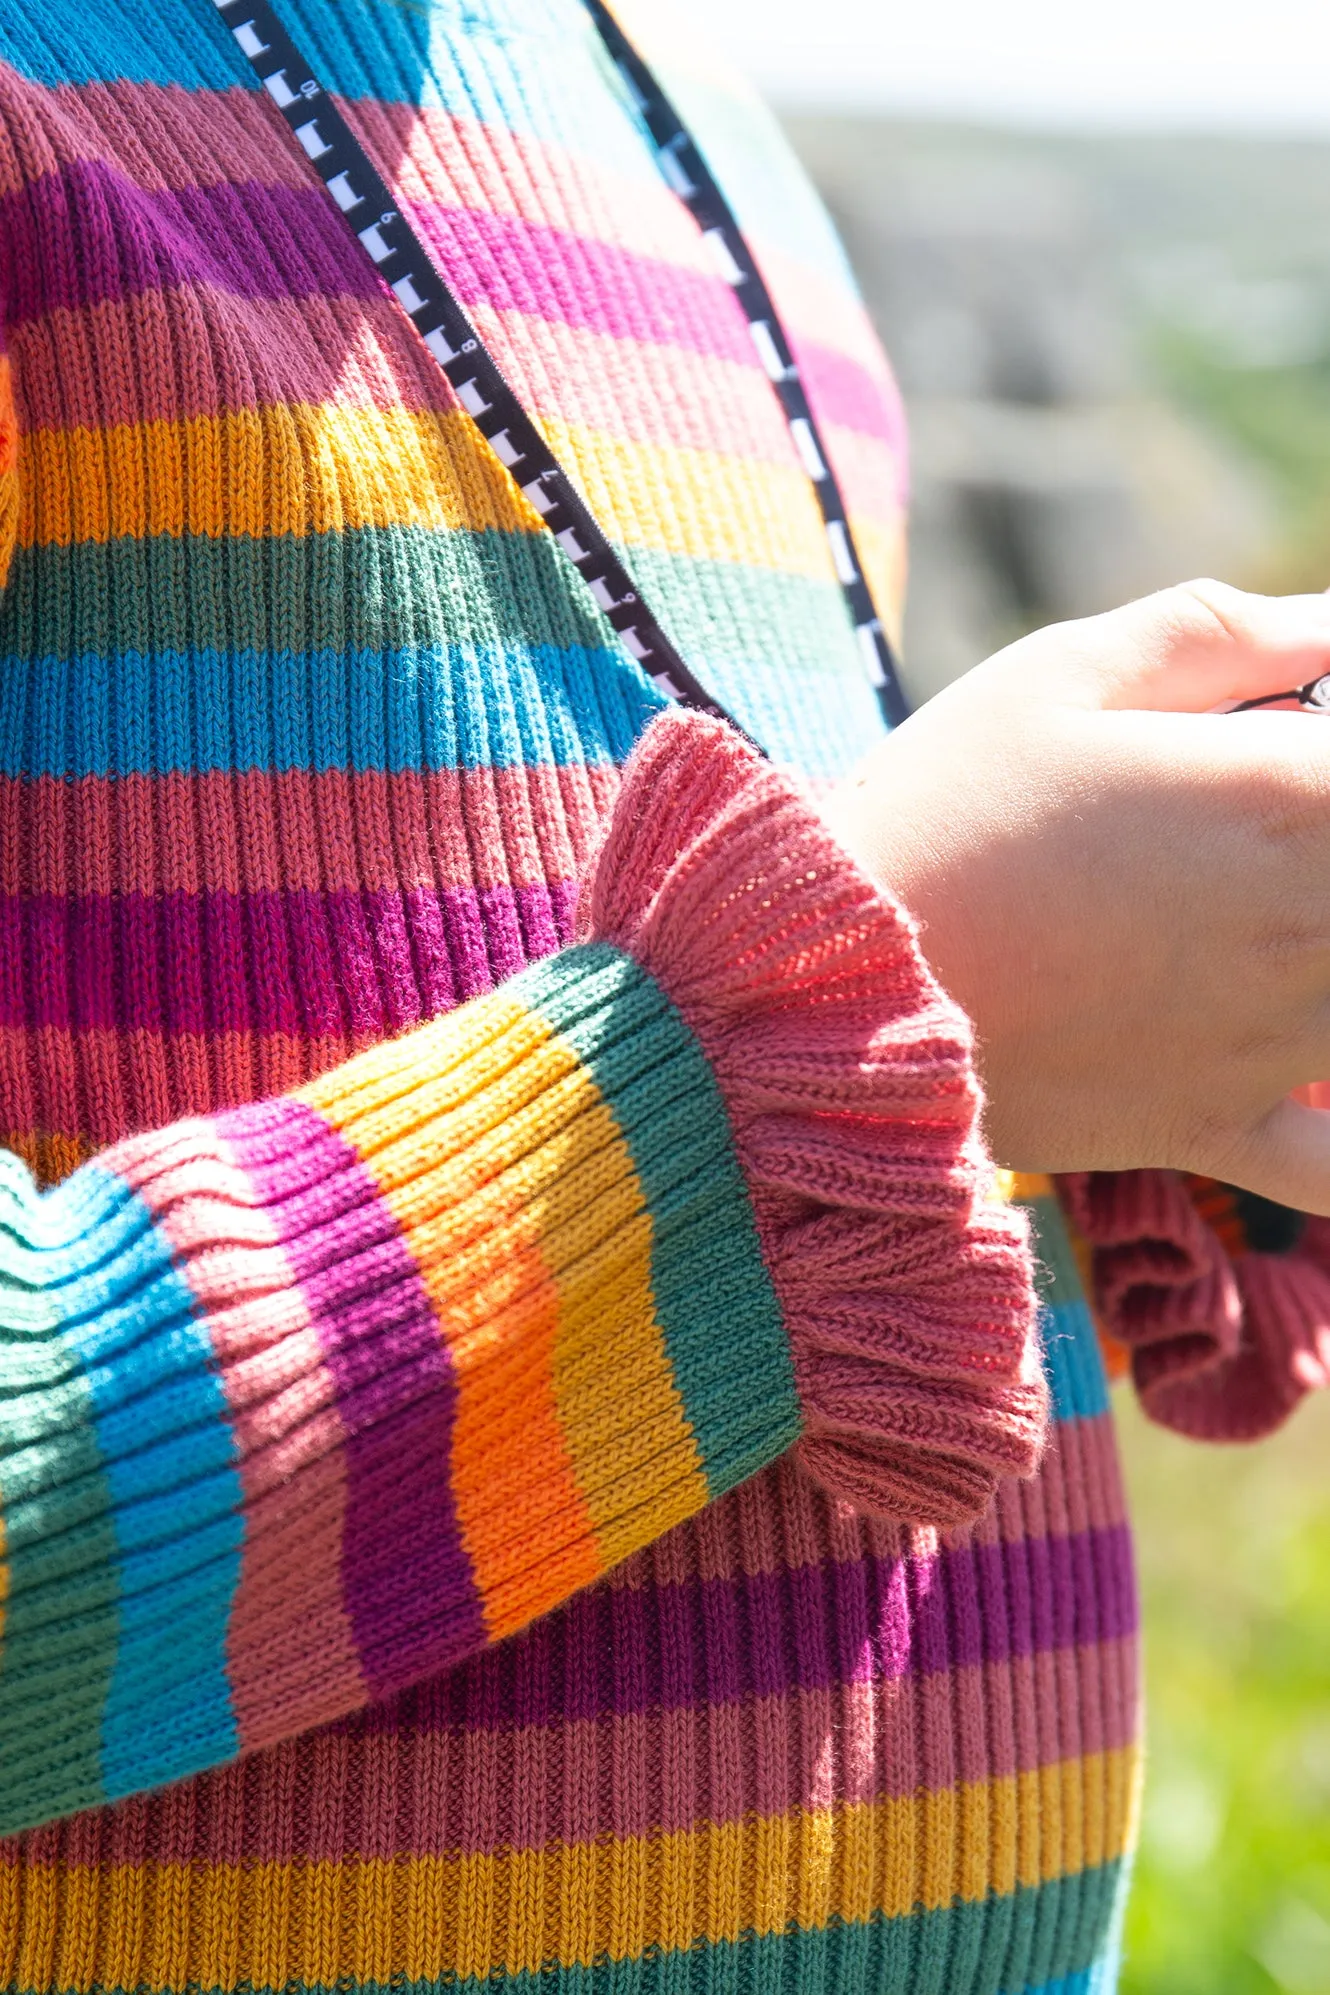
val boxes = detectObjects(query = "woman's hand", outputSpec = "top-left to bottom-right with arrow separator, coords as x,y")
825,580 -> 1330,1213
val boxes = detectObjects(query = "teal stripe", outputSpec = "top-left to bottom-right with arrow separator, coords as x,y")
623,547 -> 889,778
0,523 -> 624,685
0,531 -> 881,781
518,942 -> 800,1499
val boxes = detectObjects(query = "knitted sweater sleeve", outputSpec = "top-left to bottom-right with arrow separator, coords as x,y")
0,709 -> 1045,1835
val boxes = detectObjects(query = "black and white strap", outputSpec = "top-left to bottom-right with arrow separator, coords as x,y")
211,0 -> 909,735
583,0 -> 907,727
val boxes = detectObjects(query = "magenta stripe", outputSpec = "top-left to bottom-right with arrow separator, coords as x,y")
794,337 -> 907,447
0,162 -> 757,370
1,883 -> 578,1033
0,165 -> 378,322
215,1096 -> 485,1694
404,199 -> 750,363
345,1520 -> 1138,1735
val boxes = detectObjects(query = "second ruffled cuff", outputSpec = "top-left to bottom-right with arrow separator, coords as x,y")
1059,1169 -> 1330,1440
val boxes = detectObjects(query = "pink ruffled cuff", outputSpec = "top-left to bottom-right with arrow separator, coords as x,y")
1059,1169 -> 1330,1439
581,708 -> 1048,1524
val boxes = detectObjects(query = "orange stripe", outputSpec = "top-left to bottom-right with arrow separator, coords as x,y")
299,995 -> 605,1631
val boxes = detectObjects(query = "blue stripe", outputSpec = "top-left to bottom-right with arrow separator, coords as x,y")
57,1164 -> 243,1798
1042,1298 -> 1112,1426
0,640 -> 656,778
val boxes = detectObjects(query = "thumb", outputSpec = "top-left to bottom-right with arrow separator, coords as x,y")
1223,1097 -> 1330,1218
1014,579 -> 1330,715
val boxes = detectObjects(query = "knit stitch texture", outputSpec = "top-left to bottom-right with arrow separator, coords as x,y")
0,0 -> 1140,1987
0,705 -> 1047,1833
1062,1169 -> 1330,1441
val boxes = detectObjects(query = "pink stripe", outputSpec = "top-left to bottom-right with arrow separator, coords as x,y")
1,764 -> 613,896
100,1124 -> 367,1743
794,337 -> 909,452
347,97 -> 707,267
401,198 -> 753,366
4,880 -> 576,1034
607,1411 -> 1130,1592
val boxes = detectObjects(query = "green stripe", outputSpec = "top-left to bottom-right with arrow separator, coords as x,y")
0,529 -> 859,674
1023,1191 -> 1089,1312
518,942 -> 799,1499
0,1161 -> 113,1821
0,525 -> 610,660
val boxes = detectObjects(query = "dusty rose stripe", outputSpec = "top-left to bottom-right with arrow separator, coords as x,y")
1,766 -> 609,896
105,1126 -> 368,1745
1,881 -> 577,1032
12,286 -> 791,464
347,97 -> 704,265
0,1027 -> 350,1154
0,77 -> 314,201
600,1414 -> 1128,1592
214,1097 -> 485,1698
10,287 -> 445,431
30,1633 -> 1137,1868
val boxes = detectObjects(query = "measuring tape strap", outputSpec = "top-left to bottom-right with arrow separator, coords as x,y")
214,0 -> 908,735
583,0 -> 907,727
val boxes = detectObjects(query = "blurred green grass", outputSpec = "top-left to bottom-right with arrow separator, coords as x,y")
1116,1386 -> 1330,1994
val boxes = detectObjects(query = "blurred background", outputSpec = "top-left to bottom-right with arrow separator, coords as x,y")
678,2 -> 1330,1989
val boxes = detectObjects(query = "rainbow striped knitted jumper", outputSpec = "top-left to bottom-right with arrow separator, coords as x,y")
0,1 -> 1146,1990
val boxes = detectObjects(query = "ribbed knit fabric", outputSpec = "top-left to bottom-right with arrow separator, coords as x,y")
0,707 -> 1049,1833
1061,1170 -> 1330,1442
0,0 -> 1140,1988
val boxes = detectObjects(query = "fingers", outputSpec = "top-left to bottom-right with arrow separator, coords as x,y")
1223,1096 -> 1330,1217
1017,579 -> 1330,714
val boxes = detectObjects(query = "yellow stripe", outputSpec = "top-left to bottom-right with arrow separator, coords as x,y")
297,986 -> 704,1636
6,1747 -> 1140,1992
540,417 -> 839,576
18,406 -> 869,578
999,1170 -> 1057,1204
846,508 -> 907,648
17,406 -> 538,546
